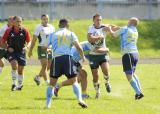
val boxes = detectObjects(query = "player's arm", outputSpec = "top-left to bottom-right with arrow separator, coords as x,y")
73,41 -> 85,62
87,33 -> 103,44
28,35 -> 37,58
94,47 -> 109,54
71,32 -> 85,61
110,25 -> 120,31
107,26 -> 122,38
25,29 -> 31,50
1,29 -> 10,49
28,26 -> 40,57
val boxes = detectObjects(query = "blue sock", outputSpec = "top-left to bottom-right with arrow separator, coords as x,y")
72,82 -> 83,102
46,86 -> 54,108
130,78 -> 141,95
133,75 -> 142,92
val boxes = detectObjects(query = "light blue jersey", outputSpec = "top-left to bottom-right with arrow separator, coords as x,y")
71,41 -> 91,63
113,26 -> 138,54
48,28 -> 78,57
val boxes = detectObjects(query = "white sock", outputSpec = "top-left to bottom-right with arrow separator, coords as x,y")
18,74 -> 23,86
93,82 -> 100,93
104,75 -> 109,84
0,67 -> 3,74
11,70 -> 17,85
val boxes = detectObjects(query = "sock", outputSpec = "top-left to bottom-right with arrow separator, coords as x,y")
104,75 -> 109,84
72,82 -> 83,102
56,83 -> 62,89
11,70 -> 17,85
46,86 -> 54,107
93,82 -> 100,94
0,67 -> 3,74
36,75 -> 41,81
82,91 -> 87,95
130,77 -> 141,95
133,74 -> 142,92
18,74 -> 23,86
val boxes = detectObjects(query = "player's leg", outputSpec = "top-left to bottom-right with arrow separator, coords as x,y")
17,65 -> 24,90
47,51 -> 52,71
46,77 -> 58,108
122,53 -> 143,99
78,68 -> 89,99
0,49 -> 7,74
100,61 -> 111,93
66,55 -> 87,108
8,52 -> 18,91
91,68 -> 101,99
40,58 -> 49,84
46,57 -> 60,108
132,54 -> 143,99
16,52 -> 27,90
35,46 -> 49,85
9,59 -> 18,91
89,55 -> 100,99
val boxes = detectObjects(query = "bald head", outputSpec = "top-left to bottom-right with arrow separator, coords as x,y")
128,17 -> 139,26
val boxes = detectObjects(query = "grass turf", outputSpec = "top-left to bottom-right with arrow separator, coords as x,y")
0,64 -> 160,114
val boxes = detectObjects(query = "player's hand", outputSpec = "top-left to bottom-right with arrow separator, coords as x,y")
8,47 -> 14,53
106,47 -> 110,53
98,35 -> 104,40
23,46 -> 28,53
80,57 -> 89,65
82,56 -> 87,63
47,48 -> 52,54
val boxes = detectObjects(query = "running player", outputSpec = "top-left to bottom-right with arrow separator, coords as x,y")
1,16 -> 31,91
28,14 -> 55,85
46,19 -> 87,108
53,41 -> 109,99
0,16 -> 14,75
108,17 -> 144,100
87,14 -> 111,99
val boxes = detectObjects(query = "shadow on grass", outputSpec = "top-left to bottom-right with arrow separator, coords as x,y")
0,106 -> 47,110
34,97 -> 77,101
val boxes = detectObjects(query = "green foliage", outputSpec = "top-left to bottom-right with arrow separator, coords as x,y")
0,19 -> 160,58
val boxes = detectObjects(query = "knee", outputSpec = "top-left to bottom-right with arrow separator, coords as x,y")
80,69 -> 87,79
70,78 -> 76,85
18,71 -> 23,75
41,63 -> 47,69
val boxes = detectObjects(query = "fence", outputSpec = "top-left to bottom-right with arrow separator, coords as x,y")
0,0 -> 160,20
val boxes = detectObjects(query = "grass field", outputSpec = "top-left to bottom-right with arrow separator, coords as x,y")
0,19 -> 160,58
0,64 -> 160,114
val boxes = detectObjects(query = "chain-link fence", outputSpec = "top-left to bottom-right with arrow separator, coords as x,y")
0,0 -> 160,20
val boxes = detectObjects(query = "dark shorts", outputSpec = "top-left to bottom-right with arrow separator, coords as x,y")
50,55 -> 77,79
0,49 -> 8,60
73,60 -> 82,73
37,46 -> 52,60
89,54 -> 109,69
8,51 -> 26,66
122,53 -> 138,75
